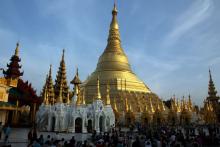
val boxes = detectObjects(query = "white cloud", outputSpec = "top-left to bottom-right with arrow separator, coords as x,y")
162,0 -> 213,48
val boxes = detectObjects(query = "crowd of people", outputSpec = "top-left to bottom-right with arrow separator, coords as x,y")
1,122 -> 220,147
26,124 -> 220,147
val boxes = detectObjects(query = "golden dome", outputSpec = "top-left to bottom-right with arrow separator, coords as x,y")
82,3 -> 155,113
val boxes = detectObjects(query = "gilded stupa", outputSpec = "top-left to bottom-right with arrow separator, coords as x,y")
82,3 -> 160,116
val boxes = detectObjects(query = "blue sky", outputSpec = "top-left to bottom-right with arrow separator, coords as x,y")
0,0 -> 220,106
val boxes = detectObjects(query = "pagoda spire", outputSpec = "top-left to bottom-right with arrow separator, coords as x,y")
82,90 -> 86,105
161,100 -> 166,111
54,49 -> 69,103
206,69 -> 220,115
15,42 -> 19,56
188,94 -> 193,111
71,68 -> 81,86
156,99 -> 161,111
95,76 -> 101,100
150,98 -> 155,113
113,98 -> 118,112
71,68 -> 82,96
66,92 -> 70,104
47,65 -> 55,104
106,83 -> 111,105
102,2 -> 126,55
207,69 -> 219,102
125,97 -> 129,112
3,42 -> 23,79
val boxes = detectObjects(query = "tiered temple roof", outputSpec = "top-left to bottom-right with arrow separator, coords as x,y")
3,42 -> 23,79
54,49 -> 69,103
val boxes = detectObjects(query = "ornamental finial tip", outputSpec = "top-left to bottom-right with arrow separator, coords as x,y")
15,41 -> 19,56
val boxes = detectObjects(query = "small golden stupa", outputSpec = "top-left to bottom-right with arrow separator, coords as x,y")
82,3 -> 160,118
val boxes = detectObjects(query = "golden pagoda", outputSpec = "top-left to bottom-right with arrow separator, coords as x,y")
82,3 -> 159,117
54,49 -> 69,103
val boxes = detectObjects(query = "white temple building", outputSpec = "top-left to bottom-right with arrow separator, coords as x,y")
36,63 -> 115,133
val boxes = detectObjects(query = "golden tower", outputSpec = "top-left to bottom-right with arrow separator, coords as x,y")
54,49 -> 69,103
82,3 -> 159,116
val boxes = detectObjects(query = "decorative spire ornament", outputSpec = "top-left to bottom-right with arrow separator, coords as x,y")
96,76 -> 101,100
15,42 -> 19,56
150,98 -> 155,113
66,92 -> 70,104
106,83 -> 111,105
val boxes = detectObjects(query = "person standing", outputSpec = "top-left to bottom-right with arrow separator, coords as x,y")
28,129 -> 33,145
33,127 -> 38,141
3,124 -> 11,145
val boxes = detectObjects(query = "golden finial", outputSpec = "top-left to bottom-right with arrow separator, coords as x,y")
207,101 -> 210,111
82,90 -> 86,105
125,97 -> 129,112
15,42 -> 19,56
112,1 -> 118,15
96,76 -> 101,100
157,99 -> 161,111
110,1 -> 119,30
113,98 -> 118,112
76,67 -> 79,76
161,100 -> 165,111
49,64 -> 52,75
66,92 -> 70,104
106,83 -> 111,105
129,102 -> 133,112
71,67 -> 82,85
209,68 -> 212,80
150,97 -> 155,113
76,92 -> 81,106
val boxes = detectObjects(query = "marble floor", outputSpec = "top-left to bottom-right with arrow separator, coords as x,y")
0,128 -> 92,147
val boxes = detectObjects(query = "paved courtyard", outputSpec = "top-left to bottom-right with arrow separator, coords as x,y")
0,128 -> 92,147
